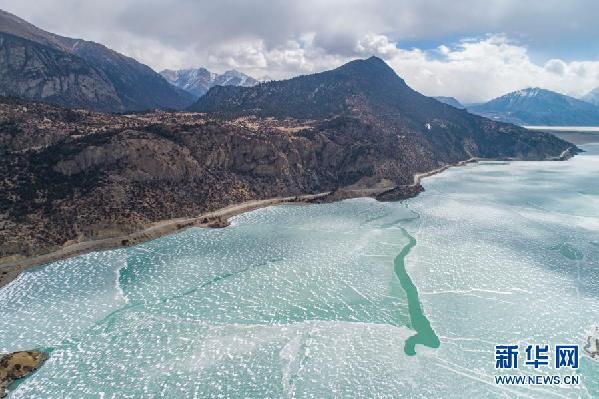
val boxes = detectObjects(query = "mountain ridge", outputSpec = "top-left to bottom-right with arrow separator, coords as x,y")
434,96 -> 465,109
469,87 -> 599,126
0,9 -> 194,111
192,56 -> 415,118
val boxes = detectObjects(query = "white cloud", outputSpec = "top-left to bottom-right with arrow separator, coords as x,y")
352,34 -> 599,102
355,33 -> 401,57
103,32 -> 599,103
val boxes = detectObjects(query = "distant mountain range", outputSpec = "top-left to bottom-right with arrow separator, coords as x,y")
583,87 -> 599,106
160,68 -> 259,98
433,96 -> 465,109
468,87 -> 599,126
0,9 -> 194,112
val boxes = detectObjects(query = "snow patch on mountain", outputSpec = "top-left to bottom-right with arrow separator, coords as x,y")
160,68 -> 259,99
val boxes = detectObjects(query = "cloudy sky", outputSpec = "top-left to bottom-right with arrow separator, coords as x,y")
2,0 -> 599,102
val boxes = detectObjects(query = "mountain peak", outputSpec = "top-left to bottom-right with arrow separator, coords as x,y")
365,55 -> 386,63
335,56 -> 397,77
0,8 -> 71,50
160,67 -> 258,98
498,87 -> 582,102
510,87 -> 555,98
191,57 -> 415,118
470,86 -> 599,126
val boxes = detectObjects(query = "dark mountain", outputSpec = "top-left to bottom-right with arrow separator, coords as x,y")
0,9 -> 194,112
194,57 -> 417,118
160,67 -> 259,98
583,87 -> 599,106
469,87 -> 599,126
193,56 -> 572,161
434,96 -> 464,109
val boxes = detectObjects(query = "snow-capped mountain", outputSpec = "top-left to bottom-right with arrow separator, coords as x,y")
160,68 -> 259,98
468,87 -> 599,126
213,70 -> 259,87
582,87 -> 599,106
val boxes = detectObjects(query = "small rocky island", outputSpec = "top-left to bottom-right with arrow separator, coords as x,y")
0,351 -> 47,398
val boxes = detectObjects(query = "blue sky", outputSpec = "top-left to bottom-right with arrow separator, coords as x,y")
1,0 -> 598,102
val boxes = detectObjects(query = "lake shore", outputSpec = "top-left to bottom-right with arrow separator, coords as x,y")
0,193 -> 333,289
0,148 -> 578,289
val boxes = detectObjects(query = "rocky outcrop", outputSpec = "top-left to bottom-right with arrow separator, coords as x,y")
0,351 -> 47,398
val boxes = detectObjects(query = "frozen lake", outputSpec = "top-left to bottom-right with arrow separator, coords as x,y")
1,144 -> 598,398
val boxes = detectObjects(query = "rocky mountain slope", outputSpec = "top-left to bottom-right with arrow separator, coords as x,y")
433,96 -> 464,109
0,9 -> 194,112
469,87 -> 599,126
0,57 -> 575,263
160,68 -> 259,98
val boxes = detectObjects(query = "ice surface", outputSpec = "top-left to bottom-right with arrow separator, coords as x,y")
0,250 -> 128,352
408,144 -> 599,397
1,145 -> 599,398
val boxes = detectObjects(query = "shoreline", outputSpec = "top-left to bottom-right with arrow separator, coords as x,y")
0,193 -> 331,289
0,149 -> 577,289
